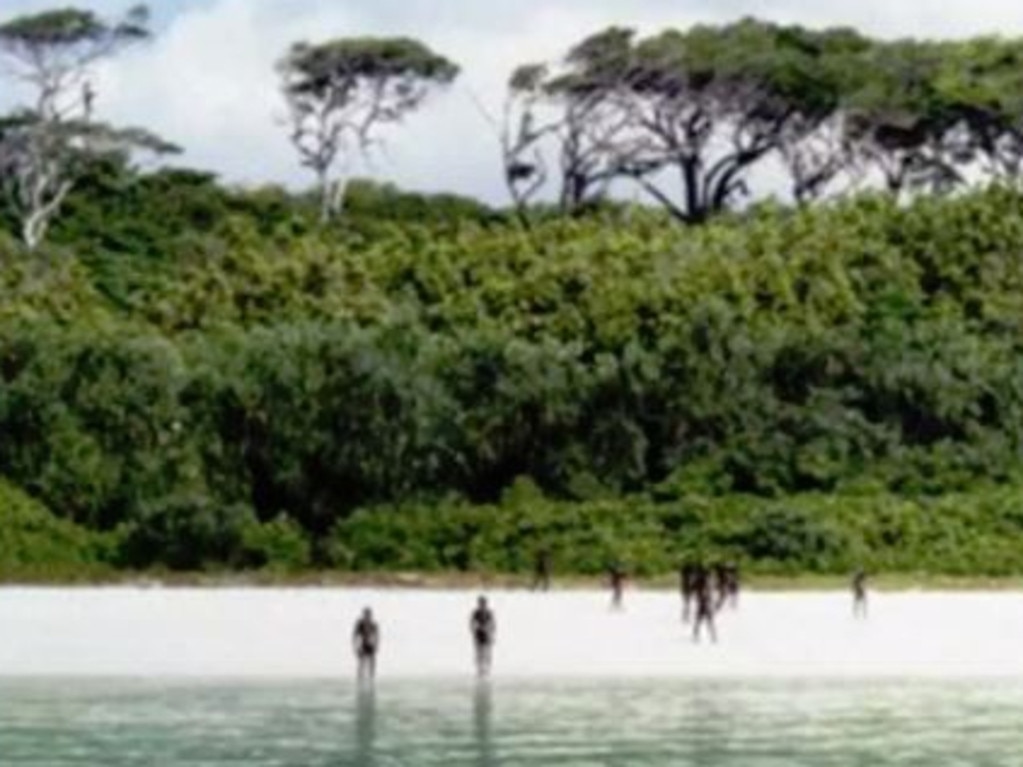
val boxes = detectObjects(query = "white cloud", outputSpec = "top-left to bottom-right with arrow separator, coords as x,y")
6,0 -> 1023,203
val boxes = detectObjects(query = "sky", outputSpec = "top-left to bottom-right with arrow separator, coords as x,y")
4,0 -> 1023,204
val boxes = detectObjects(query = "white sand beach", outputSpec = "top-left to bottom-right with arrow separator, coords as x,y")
2,588 -> 1022,679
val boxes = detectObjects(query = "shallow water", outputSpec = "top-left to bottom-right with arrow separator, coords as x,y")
3,678 -> 1023,766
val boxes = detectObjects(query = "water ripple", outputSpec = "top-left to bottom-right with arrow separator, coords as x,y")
2,679 -> 1023,766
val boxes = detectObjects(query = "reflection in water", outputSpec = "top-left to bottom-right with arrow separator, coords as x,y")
683,684 -> 738,765
354,686 -> 376,767
473,682 -> 495,767
6,680 -> 1023,766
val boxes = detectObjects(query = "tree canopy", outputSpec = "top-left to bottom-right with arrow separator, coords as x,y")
0,4 -> 173,248
504,18 -> 1023,221
278,36 -> 459,221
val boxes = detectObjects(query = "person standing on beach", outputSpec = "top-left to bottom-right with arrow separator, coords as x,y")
722,562 -> 740,610
470,596 -> 497,677
692,566 -> 717,643
852,568 -> 868,618
680,562 -> 697,622
713,562 -> 729,609
608,562 -> 627,610
532,547 -> 552,592
352,607 -> 380,683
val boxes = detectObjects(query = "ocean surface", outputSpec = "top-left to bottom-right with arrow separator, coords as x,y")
3,678 -> 1023,765
3,588 -> 1023,765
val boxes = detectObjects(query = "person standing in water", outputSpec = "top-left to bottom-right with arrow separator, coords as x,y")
352,607 -> 380,683
692,566 -> 718,643
470,596 -> 497,678
852,568 -> 868,618
532,547 -> 552,592
608,562 -> 627,610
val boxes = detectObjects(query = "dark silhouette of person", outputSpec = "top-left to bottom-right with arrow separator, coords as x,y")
692,566 -> 717,643
470,596 -> 497,677
532,547 -> 552,592
352,607 -> 380,683
608,562 -> 627,610
852,568 -> 868,618
713,562 -> 730,610
719,562 -> 740,610
680,562 -> 698,623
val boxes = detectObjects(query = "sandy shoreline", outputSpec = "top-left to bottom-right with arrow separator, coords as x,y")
5,587 -> 1023,679
3,571 -> 1023,591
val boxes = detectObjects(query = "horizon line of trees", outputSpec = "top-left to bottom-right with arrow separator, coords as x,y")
501,21 -> 1023,222
7,7 -> 1023,245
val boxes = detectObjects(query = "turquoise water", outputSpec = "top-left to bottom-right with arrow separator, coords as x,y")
2,678 -> 1022,765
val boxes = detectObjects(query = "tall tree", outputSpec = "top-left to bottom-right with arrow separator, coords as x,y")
277,36 -> 459,222
501,29 -> 640,216
842,41 -> 971,197
614,20 -> 854,223
518,20 -> 867,223
775,27 -> 872,205
924,37 -> 1023,183
501,63 -> 553,215
0,5 -> 174,249
545,27 -> 637,213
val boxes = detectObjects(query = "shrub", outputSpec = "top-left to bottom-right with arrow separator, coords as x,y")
241,514 -> 312,572
0,479 -> 113,579
119,494 -> 256,571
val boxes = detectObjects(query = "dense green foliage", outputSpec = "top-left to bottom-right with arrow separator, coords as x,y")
336,481 -> 1023,577
3,163 -> 1023,576
0,479 -> 112,579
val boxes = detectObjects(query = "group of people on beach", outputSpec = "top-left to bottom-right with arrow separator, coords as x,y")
351,555 -> 870,683
679,561 -> 740,643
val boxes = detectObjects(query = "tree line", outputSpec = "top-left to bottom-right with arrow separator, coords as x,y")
4,177 -> 1023,570
7,6 -> 1023,246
